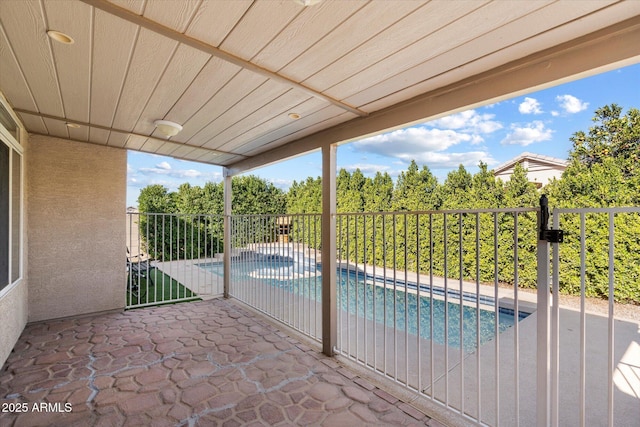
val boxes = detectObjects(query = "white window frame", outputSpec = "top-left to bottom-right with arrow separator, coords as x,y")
0,94 -> 24,298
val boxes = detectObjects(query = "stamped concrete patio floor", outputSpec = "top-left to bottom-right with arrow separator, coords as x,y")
0,299 -> 438,426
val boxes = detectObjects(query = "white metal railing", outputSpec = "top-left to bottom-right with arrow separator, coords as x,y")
126,212 -> 224,309
229,214 -> 323,341
335,209 -> 538,426
548,206 -> 640,427
127,206 -> 640,426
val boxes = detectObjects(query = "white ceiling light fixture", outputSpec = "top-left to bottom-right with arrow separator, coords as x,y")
288,113 -> 301,120
47,30 -> 74,44
154,120 -> 183,138
293,0 -> 323,6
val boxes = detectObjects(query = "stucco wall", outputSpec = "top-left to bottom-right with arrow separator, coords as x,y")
0,280 -> 28,367
26,135 -> 126,322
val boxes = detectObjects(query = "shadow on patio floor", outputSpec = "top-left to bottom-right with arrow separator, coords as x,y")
0,299 -> 437,426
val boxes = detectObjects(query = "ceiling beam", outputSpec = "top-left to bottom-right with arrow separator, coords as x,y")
79,0 -> 367,118
227,15 -> 640,175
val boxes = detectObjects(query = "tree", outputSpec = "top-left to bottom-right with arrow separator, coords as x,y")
232,175 -> 286,215
364,172 -> 393,212
437,164 -> 473,209
392,160 -> 438,211
137,185 -> 175,213
137,175 -> 286,261
471,162 -> 504,208
569,104 -> 640,180
546,104 -> 640,302
287,177 -> 322,214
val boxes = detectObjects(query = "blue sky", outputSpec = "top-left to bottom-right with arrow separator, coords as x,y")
127,63 -> 639,207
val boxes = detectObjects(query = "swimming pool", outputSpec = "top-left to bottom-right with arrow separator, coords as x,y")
198,256 -> 528,353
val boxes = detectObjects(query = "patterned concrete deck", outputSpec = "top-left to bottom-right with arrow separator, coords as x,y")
0,299 -> 441,426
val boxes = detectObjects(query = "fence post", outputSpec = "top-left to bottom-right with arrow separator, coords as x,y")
321,144 -> 337,356
536,195 -> 551,426
223,168 -> 232,299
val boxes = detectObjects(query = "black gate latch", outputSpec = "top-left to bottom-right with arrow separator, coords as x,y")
540,228 -> 564,243
539,195 -> 564,243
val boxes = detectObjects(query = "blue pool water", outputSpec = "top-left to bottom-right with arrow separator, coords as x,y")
198,256 -> 529,353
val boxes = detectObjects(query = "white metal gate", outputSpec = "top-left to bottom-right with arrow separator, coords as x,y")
540,204 -> 640,427
126,212 -> 224,309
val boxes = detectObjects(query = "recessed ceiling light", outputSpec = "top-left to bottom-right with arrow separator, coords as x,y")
288,113 -> 301,120
65,122 -> 81,129
154,120 -> 183,138
47,30 -> 74,44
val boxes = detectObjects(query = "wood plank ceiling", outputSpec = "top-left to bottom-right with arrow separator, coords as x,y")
1,0 -> 639,172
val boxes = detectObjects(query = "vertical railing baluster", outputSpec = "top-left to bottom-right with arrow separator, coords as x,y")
364,213 -> 368,367
170,213 -> 174,302
459,212 -> 464,412
347,215 -> 351,357
338,214 -> 343,354
404,213 -> 409,387
416,213 -> 421,393
383,213 -> 388,377
444,212 -> 449,407
476,212 -> 481,422
429,213 -> 434,400
142,213 -> 148,305
372,214 -> 377,371
514,212 -> 520,426
494,212 -> 500,426
393,213 -> 397,380
579,213 -> 586,427
607,212 -> 615,427
551,210 -> 560,427
355,213 -> 359,361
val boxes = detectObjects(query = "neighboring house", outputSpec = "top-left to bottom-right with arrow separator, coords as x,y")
493,152 -> 568,187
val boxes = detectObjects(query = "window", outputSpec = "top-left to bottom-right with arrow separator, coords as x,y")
0,143 -> 8,288
0,99 -> 22,294
11,151 -> 21,283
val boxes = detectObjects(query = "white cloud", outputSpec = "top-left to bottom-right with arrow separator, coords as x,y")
342,163 -> 391,175
156,161 -> 171,170
428,110 -> 502,134
268,178 -> 293,190
354,127 -> 471,156
138,167 -> 224,182
181,169 -> 204,178
409,151 -> 497,168
519,97 -> 543,114
351,112 -> 502,169
501,121 -> 553,146
556,94 -> 589,114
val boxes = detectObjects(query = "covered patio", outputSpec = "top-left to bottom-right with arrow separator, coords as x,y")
1,1 -> 640,425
